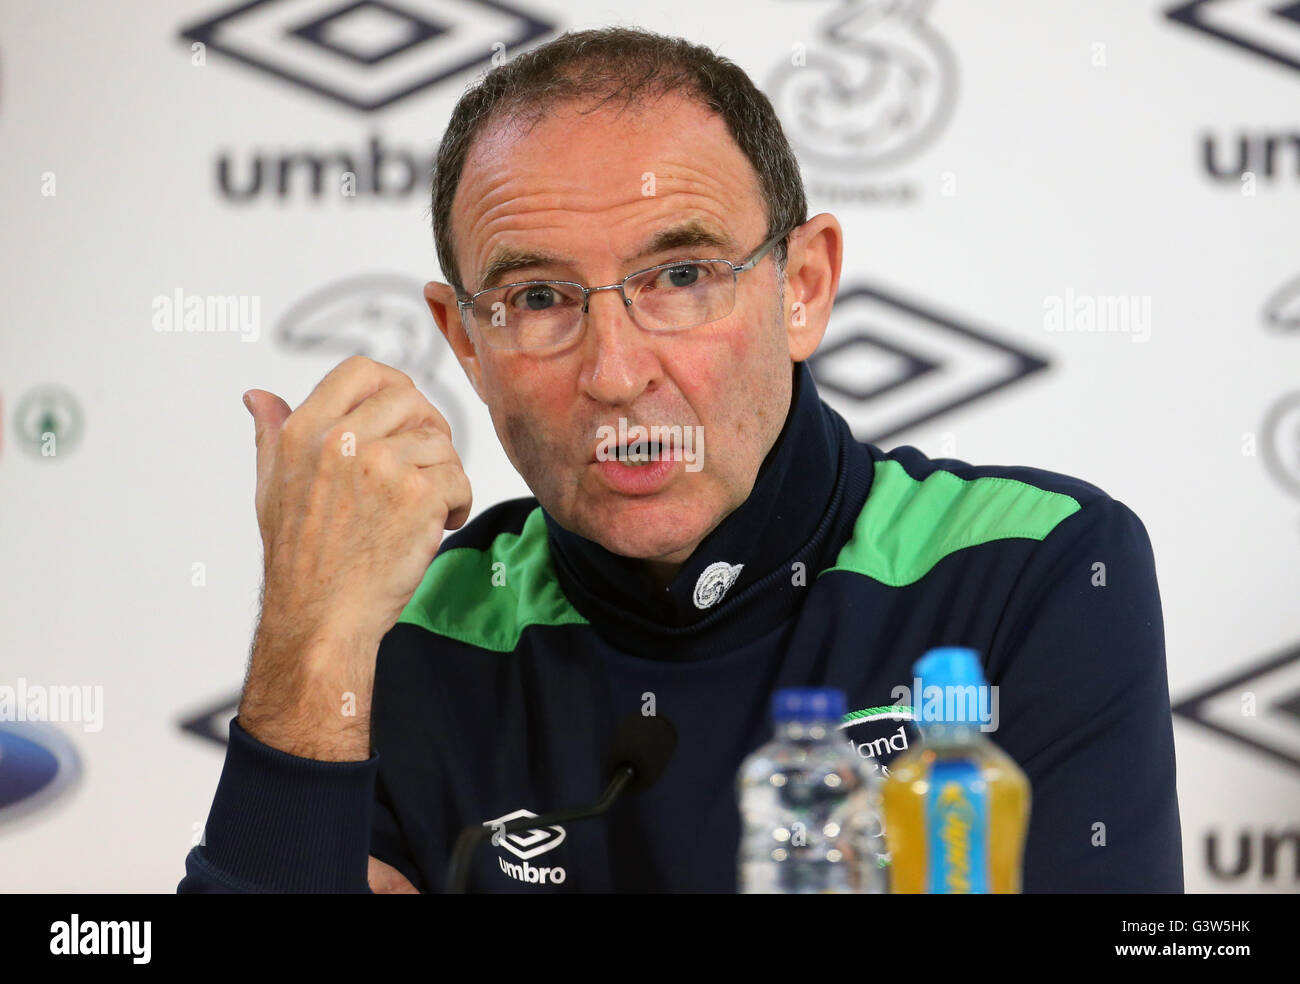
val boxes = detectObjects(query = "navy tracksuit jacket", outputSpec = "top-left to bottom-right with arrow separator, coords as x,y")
179,361 -> 1183,893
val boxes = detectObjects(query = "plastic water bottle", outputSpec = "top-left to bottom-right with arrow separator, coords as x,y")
737,687 -> 885,893
882,647 -> 1031,893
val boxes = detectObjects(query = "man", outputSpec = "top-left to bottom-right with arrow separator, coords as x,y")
179,27 -> 1183,893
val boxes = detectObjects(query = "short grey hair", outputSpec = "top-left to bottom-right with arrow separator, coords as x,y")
430,26 -> 807,294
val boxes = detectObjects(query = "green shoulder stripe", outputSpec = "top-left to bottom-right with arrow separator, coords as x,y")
397,506 -> 588,652
819,459 -> 1082,587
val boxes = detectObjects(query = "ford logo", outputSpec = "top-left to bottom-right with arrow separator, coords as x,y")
0,722 -> 80,826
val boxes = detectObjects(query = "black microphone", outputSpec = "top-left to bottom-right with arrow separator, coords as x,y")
444,712 -> 677,893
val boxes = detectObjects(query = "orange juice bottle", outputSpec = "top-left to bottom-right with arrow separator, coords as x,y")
882,647 -> 1030,893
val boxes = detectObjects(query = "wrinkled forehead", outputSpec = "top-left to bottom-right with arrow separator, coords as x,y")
449,93 -> 769,283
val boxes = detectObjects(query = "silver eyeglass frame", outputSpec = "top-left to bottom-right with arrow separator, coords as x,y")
454,223 -> 796,351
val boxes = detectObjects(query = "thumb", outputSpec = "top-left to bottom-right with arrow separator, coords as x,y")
242,389 -> 292,455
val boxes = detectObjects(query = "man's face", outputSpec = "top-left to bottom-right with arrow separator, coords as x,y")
441,93 -> 797,569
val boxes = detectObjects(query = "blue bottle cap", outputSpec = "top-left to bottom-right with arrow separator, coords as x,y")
912,647 -> 987,724
771,687 -> 846,722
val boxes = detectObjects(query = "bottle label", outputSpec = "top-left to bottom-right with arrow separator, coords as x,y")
925,760 -> 989,894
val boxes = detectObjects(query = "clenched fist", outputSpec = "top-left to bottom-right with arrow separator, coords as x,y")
237,355 -> 472,760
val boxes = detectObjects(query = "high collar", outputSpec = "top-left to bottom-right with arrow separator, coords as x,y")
541,360 -> 872,660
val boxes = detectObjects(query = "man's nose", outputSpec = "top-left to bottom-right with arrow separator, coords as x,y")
578,287 -> 662,406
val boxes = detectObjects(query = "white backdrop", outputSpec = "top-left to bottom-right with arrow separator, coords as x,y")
1,0 -> 1297,892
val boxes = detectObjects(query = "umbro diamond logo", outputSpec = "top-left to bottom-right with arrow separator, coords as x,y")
483,809 -> 566,860
178,0 -> 555,112
484,809 -> 568,886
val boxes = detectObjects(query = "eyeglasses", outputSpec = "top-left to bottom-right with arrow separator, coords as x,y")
455,224 -> 795,352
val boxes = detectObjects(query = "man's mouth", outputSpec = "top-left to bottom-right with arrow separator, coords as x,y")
589,432 -> 692,494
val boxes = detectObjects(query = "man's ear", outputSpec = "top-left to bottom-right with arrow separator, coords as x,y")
425,281 -> 486,402
782,212 -> 843,363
